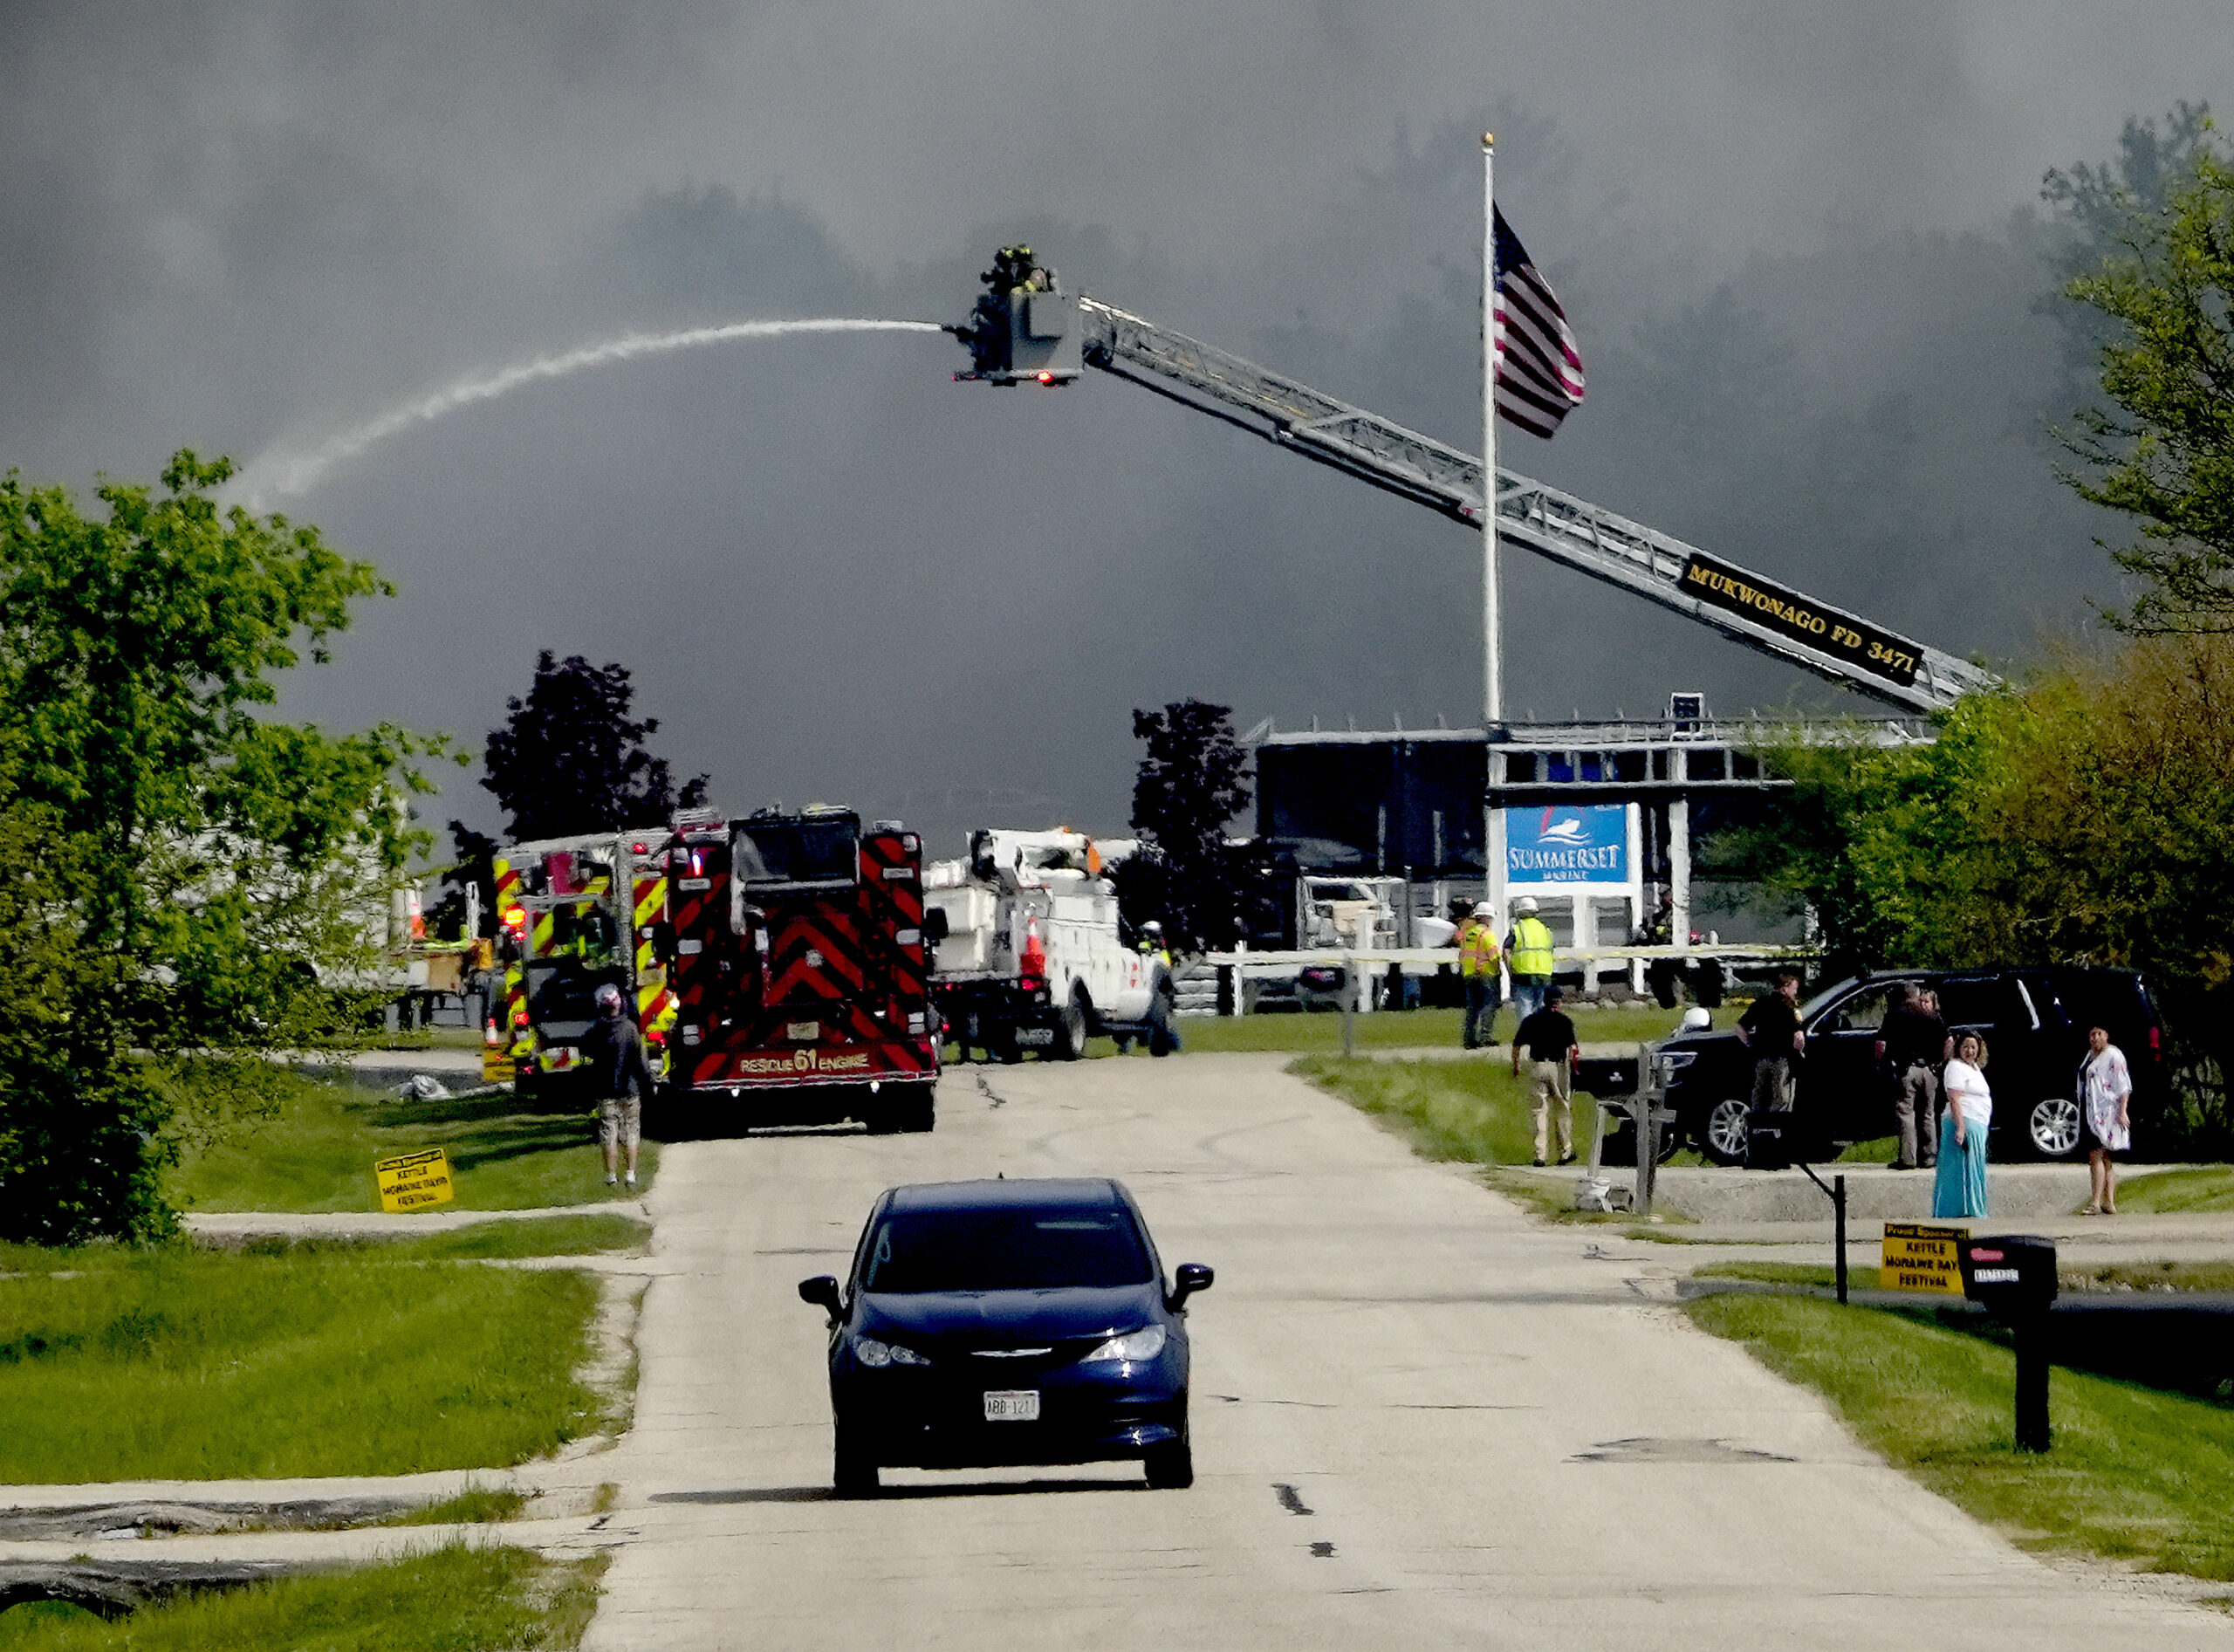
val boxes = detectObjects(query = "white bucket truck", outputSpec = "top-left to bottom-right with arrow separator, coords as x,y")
924,829 -> 1177,1060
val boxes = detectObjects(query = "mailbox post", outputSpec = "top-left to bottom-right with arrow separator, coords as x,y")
1959,1235 -> 2059,1452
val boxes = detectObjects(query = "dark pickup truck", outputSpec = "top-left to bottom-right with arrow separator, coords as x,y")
1648,967 -> 2168,1166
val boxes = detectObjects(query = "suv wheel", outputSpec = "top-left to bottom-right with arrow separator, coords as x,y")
2027,1095 -> 2083,1160
1701,1097 -> 1751,1166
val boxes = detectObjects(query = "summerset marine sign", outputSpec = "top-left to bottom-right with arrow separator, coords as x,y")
1679,552 -> 1921,688
1505,805 -> 1627,884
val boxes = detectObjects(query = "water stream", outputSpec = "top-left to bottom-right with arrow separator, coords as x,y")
228,318 -> 944,508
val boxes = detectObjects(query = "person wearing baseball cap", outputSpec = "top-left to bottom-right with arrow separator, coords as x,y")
584,982 -> 656,1189
1512,984 -> 1580,1166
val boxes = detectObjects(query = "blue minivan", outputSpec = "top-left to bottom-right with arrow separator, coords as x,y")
800,1178 -> 1212,1496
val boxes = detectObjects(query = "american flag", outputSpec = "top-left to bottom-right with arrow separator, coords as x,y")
1493,209 -> 1585,438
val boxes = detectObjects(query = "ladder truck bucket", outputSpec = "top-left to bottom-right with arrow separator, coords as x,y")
955,245 -> 1082,385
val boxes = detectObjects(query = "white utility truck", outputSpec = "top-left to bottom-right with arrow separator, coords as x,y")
924,829 -> 1177,1060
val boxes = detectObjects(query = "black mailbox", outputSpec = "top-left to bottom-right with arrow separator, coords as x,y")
1959,1235 -> 2059,1313
1959,1235 -> 2058,1451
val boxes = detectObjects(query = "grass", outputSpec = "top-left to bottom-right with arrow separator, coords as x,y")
167,1072 -> 654,1214
375,1025 -> 488,1051
1695,1261 -> 1877,1289
210,1213 -> 653,1262
0,1545 -> 606,1652
1171,1002 -> 1732,1056
1696,1258 -> 2234,1296
2114,1167 -> 2234,1214
1835,1135 -> 1900,1163
2059,1260 -> 2234,1294
386,1487 -> 531,1525
1479,1167 -> 1634,1224
1293,1050 -> 1702,1166
0,1246 -> 608,1482
1686,1292 -> 2234,1580
1298,1052 -> 1544,1164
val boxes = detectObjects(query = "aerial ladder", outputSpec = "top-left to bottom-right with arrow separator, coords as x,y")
952,247 -> 1999,716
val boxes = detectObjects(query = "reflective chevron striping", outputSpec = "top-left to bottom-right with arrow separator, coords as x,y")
764,915 -> 869,1001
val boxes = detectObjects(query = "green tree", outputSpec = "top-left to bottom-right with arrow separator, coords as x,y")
1114,700 -> 1264,953
1721,640 -> 2234,1145
479,652 -> 708,843
2051,111 -> 2234,632
0,451 -> 441,1243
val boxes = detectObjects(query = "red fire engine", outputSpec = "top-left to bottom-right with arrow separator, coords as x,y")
663,806 -> 940,1133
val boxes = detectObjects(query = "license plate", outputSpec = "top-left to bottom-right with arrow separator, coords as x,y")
983,1389 -> 1039,1422
1014,1027 -> 1054,1047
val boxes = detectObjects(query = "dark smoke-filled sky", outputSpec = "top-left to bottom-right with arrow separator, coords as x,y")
6,2 -> 2227,853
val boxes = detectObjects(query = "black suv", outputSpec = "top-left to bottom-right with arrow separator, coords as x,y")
1650,968 -> 2168,1166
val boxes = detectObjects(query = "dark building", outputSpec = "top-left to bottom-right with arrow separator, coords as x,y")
1255,730 -> 1485,879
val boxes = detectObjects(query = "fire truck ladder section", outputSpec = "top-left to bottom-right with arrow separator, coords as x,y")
1072,296 -> 1998,715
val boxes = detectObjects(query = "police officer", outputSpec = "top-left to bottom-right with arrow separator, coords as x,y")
1456,901 -> 1504,1049
1880,983 -> 1950,1170
1504,897 -> 1556,1022
1512,985 -> 1581,1166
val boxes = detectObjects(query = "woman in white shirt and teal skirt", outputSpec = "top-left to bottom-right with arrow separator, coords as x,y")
1934,1032 -> 1991,1219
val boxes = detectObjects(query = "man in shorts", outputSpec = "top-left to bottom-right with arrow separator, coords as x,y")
584,982 -> 656,1189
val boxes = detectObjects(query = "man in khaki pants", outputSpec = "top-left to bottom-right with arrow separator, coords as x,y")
1511,985 -> 1581,1167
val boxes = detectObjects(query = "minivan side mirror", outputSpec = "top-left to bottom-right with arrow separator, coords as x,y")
798,1275 -> 845,1326
1168,1263 -> 1214,1311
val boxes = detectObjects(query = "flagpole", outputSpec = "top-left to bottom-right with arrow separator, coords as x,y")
1482,130 -> 1508,938
1481,131 -> 1501,730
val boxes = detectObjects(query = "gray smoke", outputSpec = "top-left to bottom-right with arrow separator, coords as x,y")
4,3 -> 2226,850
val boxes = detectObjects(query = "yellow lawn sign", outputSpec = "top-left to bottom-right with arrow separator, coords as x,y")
1881,1221 -> 1968,1293
374,1148 -> 456,1213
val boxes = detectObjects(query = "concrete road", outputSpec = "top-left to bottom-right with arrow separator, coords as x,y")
586,1053 -> 2232,1650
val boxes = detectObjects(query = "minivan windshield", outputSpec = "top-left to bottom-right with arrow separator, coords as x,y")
861,1207 -> 1154,1293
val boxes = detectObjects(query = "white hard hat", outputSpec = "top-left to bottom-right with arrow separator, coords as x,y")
1516,895 -> 1539,915
1680,1007 -> 1711,1032
1142,920 -> 1162,933
1472,901 -> 1495,916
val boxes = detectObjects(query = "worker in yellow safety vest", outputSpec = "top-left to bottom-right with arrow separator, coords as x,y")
1135,921 -> 1181,1053
1456,901 -> 1504,1050
1504,896 -> 1556,1023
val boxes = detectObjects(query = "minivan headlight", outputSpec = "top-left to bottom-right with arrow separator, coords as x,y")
1081,1325 -> 1168,1364
853,1337 -> 933,1368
